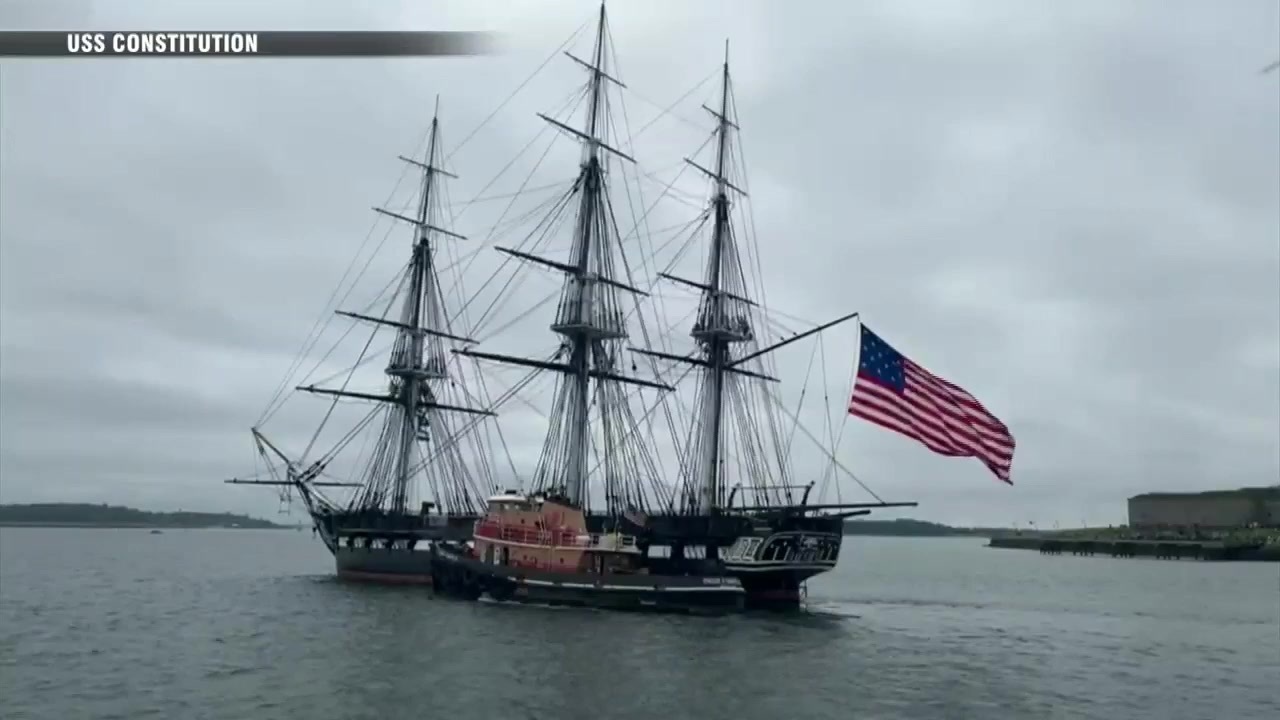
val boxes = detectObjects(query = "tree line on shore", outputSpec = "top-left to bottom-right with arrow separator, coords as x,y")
0,503 -> 286,529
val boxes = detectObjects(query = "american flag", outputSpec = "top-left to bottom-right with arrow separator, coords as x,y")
848,324 -> 1016,484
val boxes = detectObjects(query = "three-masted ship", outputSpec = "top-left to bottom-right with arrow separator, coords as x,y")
231,2 -> 919,608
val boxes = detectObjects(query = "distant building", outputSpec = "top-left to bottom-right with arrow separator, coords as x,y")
1127,487 -> 1280,529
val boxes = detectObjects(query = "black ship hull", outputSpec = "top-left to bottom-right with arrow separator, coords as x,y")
306,505 -> 843,608
429,543 -> 745,615
333,545 -> 437,584
725,560 -> 836,609
723,519 -> 845,610
606,511 -> 847,610
310,508 -> 478,585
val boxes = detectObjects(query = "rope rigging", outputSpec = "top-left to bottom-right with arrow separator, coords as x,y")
240,10 -> 900,522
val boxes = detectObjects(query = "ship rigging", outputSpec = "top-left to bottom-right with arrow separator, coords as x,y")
227,2 -> 918,603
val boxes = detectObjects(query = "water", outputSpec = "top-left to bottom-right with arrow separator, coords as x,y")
0,528 -> 1276,720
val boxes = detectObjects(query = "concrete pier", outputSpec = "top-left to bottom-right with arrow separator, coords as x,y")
987,534 -> 1280,562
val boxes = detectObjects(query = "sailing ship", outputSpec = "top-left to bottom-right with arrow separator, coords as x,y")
228,2 -> 922,606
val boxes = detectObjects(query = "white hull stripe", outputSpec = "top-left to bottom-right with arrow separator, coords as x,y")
475,538 -> 586,552
436,550 -> 744,593
724,563 -> 836,572
516,579 -> 743,593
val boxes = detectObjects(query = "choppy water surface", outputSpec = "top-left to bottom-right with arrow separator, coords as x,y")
0,527 -> 1276,719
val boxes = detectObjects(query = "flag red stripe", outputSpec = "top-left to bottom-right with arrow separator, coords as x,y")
848,358 -> 1015,484
852,379 -> 975,455
905,360 -> 1009,436
878,371 -> 1012,456
849,395 -> 966,457
853,373 -> 1013,464
900,368 -> 1013,457
851,379 -> 1012,478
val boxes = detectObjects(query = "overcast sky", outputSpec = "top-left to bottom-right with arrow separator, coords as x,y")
1,0 -> 1277,527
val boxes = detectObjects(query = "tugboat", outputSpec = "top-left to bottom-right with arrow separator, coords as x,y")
431,491 -> 744,614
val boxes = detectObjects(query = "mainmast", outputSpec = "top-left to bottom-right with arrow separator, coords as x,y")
458,2 -> 672,511
561,3 -> 610,507
692,45 -> 739,514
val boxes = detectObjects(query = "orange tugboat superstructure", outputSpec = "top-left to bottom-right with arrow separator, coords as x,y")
431,493 -> 745,614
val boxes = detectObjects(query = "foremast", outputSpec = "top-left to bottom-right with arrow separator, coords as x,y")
458,3 -> 672,513
297,102 -> 493,517
392,105 -> 450,512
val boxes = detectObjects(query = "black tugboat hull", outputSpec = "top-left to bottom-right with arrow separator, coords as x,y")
429,544 -> 745,615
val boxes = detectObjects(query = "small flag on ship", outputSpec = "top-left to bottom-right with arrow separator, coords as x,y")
847,323 -> 1016,484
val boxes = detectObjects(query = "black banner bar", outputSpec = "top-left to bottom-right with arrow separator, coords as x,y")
0,31 -> 497,58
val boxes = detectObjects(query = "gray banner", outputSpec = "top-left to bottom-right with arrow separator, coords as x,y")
0,31 -> 497,57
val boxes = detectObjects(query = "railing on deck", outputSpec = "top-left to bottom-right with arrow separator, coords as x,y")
724,533 -> 840,565
475,521 -> 640,552
724,536 -> 763,562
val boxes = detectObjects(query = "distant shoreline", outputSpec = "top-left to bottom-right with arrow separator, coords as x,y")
842,518 -> 1004,538
0,521 -> 297,530
0,521 -> 971,536
0,503 -> 1006,536
0,503 -> 291,530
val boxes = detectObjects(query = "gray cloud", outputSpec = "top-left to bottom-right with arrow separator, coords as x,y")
1,0 -> 1277,527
